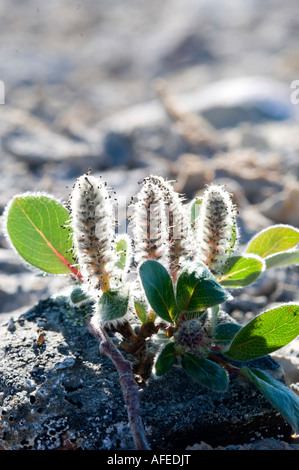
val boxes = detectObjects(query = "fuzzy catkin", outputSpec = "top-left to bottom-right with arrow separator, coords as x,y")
149,176 -> 190,276
69,173 -> 116,295
195,185 -> 237,276
130,176 -> 170,269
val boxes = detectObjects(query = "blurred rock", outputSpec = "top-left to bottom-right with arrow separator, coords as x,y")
102,131 -> 134,167
238,123 -> 270,151
2,128 -> 102,168
259,179 -> 299,227
173,153 -> 215,197
179,76 -> 299,128
211,149 -> 284,204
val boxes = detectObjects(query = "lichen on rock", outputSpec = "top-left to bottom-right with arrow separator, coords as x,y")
0,296 -> 293,450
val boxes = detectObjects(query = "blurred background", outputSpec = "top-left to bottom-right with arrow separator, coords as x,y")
1,0 -> 299,321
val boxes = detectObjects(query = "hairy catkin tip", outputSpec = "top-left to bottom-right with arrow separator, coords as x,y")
70,173 -> 116,294
130,175 -> 192,275
130,175 -> 170,268
196,185 -> 237,275
150,176 -> 190,262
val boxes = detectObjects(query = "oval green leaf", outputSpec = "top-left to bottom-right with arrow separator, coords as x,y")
114,234 -> 132,271
181,353 -> 229,391
4,193 -> 80,277
241,367 -> 299,434
213,322 -> 242,344
246,224 -> 299,258
134,297 -> 150,324
218,255 -> 265,288
139,260 -> 178,322
176,262 -> 231,312
69,287 -> 90,306
97,285 -> 130,323
155,342 -> 177,376
225,303 -> 299,361
190,197 -> 202,223
265,250 -> 299,270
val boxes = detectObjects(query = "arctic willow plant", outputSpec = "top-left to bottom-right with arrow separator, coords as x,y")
3,172 -> 299,450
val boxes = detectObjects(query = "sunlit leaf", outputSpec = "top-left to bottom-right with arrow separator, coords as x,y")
4,193 -> 80,277
139,260 -> 178,322
176,262 -> 231,312
134,298 -> 150,324
69,287 -> 90,306
225,303 -> 299,361
246,225 -> 299,258
265,250 -> 299,270
218,255 -> 264,287
114,234 -> 132,271
189,197 -> 202,223
97,285 -> 130,322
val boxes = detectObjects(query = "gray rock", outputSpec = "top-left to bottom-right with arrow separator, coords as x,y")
258,180 -> 299,227
95,76 -> 298,138
187,437 -> 299,451
103,131 -> 135,167
1,129 -> 102,169
0,296 -> 293,450
183,76 -> 298,128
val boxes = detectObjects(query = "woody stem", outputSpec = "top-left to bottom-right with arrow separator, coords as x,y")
87,316 -> 151,450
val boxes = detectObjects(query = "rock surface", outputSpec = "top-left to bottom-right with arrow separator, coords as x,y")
0,296 -> 296,451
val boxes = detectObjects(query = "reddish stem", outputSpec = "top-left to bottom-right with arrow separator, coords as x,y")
87,317 -> 151,450
209,352 -> 244,376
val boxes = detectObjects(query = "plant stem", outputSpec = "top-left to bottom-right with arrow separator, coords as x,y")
209,352 -> 244,376
87,316 -> 151,450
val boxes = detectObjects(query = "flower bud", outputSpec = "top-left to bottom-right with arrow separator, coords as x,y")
175,319 -> 211,358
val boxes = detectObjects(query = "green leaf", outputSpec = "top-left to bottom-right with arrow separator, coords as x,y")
213,322 -> 242,344
246,224 -> 299,258
114,235 -> 131,271
155,342 -> 177,376
218,255 -> 264,288
69,287 -> 90,306
224,303 -> 299,361
3,193 -> 80,277
265,250 -> 299,270
134,298 -> 150,324
97,285 -> 130,322
181,354 -> 229,391
190,197 -> 202,223
241,367 -> 299,434
139,260 -> 178,322
176,262 -> 231,313
228,219 -> 238,257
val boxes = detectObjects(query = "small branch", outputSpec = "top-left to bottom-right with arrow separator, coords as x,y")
87,316 -> 151,450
